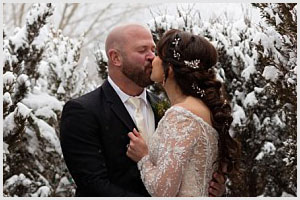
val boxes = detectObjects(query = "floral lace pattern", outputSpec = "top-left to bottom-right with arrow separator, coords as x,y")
138,106 -> 219,196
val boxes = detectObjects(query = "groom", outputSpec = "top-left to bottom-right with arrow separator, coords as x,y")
60,23 -> 226,196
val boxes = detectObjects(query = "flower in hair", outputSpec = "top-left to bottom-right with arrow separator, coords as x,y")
192,83 -> 205,98
184,59 -> 201,69
172,35 -> 181,46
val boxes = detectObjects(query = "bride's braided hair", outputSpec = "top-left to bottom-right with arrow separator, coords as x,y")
157,29 -> 240,174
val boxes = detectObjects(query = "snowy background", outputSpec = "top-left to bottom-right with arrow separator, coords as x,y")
2,3 -> 297,197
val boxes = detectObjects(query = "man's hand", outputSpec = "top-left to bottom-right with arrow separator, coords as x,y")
208,163 -> 227,197
126,128 -> 148,162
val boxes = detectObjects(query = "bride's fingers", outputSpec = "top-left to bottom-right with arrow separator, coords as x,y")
208,187 -> 219,197
213,172 -> 225,184
209,181 -> 222,191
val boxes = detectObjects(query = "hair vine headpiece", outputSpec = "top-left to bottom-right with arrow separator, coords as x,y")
192,83 -> 205,98
184,59 -> 201,69
171,34 -> 181,60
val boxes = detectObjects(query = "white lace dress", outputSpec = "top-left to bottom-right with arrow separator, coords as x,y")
137,106 -> 219,197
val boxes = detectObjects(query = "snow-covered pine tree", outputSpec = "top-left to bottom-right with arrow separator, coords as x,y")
94,47 -> 109,80
45,28 -> 91,102
249,3 -> 297,196
3,3 -> 77,196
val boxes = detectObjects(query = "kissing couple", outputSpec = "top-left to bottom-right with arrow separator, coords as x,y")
60,23 -> 240,197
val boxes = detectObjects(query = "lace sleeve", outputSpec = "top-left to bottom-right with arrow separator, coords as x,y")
137,108 -> 201,196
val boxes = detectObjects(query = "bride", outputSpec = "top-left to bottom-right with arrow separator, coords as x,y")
126,29 -> 240,196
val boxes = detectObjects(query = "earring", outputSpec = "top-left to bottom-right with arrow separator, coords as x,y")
162,74 -> 166,86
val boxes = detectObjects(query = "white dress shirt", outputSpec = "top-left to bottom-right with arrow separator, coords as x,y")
108,76 -> 155,140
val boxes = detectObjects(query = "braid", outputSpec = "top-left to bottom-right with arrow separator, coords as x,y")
200,75 -> 240,174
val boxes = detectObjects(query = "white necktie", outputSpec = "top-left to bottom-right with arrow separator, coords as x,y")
127,97 -> 148,143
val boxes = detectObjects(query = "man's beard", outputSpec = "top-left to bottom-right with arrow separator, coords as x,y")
122,58 -> 153,88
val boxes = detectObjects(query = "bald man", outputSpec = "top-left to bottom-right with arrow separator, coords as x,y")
60,24 -> 226,196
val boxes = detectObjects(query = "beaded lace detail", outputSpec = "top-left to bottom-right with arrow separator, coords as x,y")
137,106 -> 219,197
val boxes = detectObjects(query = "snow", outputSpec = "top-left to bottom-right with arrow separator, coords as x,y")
16,102 -> 32,119
17,74 -> 31,87
38,60 -> 49,76
4,175 -> 19,190
148,14 -> 185,31
263,65 -> 281,82
275,13 -> 282,26
3,112 -> 17,138
21,92 -> 63,112
3,71 -> 16,86
3,142 -> 10,154
100,50 -> 108,62
254,87 -> 264,94
4,174 -> 32,191
255,152 -> 264,160
26,127 -> 39,155
57,83 -> 66,94
32,25 -> 49,49
9,26 -> 27,51
31,186 -> 51,197
234,90 -> 244,102
255,141 -> 276,160
35,106 -> 57,120
241,65 -> 256,80
244,91 -> 258,108
3,48 -> 18,68
253,114 -> 261,130
281,191 -> 294,197
232,104 -> 246,126
272,114 -> 285,128
55,176 -> 71,193
36,118 -> 62,153
26,3 -> 54,26
3,103 -> 31,138
264,6 -> 275,18
3,92 -> 13,106
264,141 -> 276,153
192,25 -> 202,36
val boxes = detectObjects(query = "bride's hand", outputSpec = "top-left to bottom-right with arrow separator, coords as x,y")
126,128 -> 148,162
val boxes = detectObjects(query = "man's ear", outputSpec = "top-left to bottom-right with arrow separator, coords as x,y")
108,49 -> 122,67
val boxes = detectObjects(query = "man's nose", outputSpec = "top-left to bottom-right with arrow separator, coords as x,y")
146,51 -> 155,61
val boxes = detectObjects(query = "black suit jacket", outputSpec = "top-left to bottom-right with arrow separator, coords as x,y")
60,80 -> 161,196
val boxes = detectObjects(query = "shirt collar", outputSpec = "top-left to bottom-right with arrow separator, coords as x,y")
108,76 -> 149,105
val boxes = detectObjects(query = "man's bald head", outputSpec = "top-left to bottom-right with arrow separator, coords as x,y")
105,24 -> 151,56
105,23 -> 155,89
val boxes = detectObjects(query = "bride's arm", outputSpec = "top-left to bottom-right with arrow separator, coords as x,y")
128,110 -> 201,196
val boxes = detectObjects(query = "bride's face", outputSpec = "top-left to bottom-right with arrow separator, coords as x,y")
150,56 -> 164,83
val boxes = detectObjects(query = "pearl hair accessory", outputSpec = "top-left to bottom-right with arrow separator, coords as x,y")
172,35 -> 181,46
173,50 -> 181,60
184,59 -> 201,69
192,83 -> 205,98
171,35 -> 181,60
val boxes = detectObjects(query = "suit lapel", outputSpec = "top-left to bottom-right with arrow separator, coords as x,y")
102,80 -> 136,131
